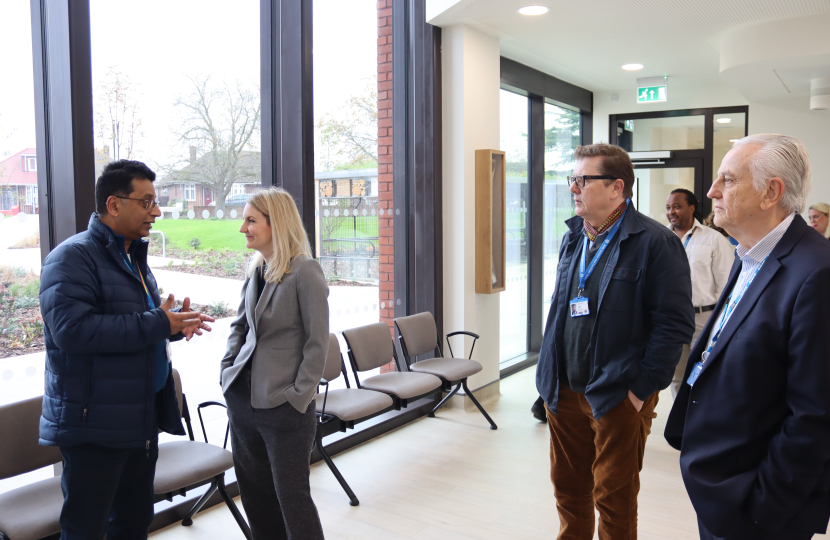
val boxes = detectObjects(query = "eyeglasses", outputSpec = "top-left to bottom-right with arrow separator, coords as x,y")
118,197 -> 159,212
566,175 -> 617,188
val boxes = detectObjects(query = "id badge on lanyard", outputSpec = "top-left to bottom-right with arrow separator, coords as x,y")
570,201 -> 629,318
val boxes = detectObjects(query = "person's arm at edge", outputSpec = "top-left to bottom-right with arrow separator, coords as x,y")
745,266 -> 830,529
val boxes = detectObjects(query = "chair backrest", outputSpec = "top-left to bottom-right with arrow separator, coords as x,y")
172,367 -> 184,418
322,333 -> 343,383
342,322 -> 395,372
394,312 -> 438,358
0,396 -> 62,480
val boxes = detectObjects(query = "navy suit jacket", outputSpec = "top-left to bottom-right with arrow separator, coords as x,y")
665,215 -> 830,537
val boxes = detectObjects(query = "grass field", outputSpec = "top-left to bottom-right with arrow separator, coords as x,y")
152,219 -> 246,252
152,216 -> 380,253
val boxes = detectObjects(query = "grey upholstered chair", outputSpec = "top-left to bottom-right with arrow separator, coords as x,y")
0,396 -> 63,540
394,312 -> 497,430
341,322 -> 442,410
154,369 -> 251,539
315,333 -> 394,506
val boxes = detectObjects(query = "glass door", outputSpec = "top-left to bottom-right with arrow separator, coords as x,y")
631,159 -> 703,226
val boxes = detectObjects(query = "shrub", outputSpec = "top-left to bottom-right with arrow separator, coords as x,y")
188,237 -> 201,250
14,296 -> 39,309
207,301 -> 229,317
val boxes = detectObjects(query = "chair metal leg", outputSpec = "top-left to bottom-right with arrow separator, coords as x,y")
181,478 -> 219,526
428,383 -> 460,417
217,474 -> 253,540
462,379 -> 498,430
316,431 -> 359,506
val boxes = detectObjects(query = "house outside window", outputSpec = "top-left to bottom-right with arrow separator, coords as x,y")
25,157 -> 36,172
184,183 -> 196,201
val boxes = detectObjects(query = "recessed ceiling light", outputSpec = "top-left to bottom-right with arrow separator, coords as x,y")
622,64 -> 644,71
717,118 -> 732,124
518,5 -> 549,16
729,139 -> 740,143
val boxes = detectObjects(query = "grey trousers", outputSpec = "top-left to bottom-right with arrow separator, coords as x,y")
225,367 -> 324,540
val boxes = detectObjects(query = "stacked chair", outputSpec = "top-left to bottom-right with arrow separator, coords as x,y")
314,334 -> 395,506
394,312 -> 497,429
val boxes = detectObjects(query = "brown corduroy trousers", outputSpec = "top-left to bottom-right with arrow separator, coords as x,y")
546,385 -> 659,540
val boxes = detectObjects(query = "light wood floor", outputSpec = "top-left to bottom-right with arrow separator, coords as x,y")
150,367 -> 828,539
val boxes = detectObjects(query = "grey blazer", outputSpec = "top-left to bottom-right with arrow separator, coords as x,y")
220,255 -> 329,412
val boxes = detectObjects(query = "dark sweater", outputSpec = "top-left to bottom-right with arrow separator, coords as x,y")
561,231 -> 619,393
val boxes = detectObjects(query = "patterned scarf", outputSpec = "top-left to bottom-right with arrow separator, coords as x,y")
583,201 -> 627,242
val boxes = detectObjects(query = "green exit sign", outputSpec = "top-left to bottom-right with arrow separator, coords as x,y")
637,85 -> 667,103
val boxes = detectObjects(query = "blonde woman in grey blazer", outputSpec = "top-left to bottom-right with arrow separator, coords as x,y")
220,187 -> 328,540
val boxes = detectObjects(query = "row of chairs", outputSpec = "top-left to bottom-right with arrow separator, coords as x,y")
314,311 -> 497,507
0,370 -> 252,540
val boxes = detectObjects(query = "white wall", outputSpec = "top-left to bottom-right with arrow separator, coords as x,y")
593,80 -> 830,212
441,24 -> 501,391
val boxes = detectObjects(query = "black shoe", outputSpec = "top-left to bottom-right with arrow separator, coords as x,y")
531,396 -> 546,422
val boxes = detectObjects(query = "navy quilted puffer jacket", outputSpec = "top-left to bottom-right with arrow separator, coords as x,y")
38,214 -> 185,449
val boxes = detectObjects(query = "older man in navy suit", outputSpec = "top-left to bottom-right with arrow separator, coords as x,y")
665,134 -> 830,540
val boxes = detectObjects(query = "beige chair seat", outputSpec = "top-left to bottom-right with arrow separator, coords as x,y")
409,358 -> 482,381
0,476 -> 63,540
154,441 -> 234,494
316,388 -> 394,422
360,372 -> 441,399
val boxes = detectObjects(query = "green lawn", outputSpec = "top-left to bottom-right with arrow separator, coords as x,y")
152,216 -> 380,252
152,219 -> 247,252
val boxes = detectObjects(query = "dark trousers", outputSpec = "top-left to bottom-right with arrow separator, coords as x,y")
59,441 -> 158,540
697,517 -> 812,540
546,385 -> 659,540
225,368 -> 324,540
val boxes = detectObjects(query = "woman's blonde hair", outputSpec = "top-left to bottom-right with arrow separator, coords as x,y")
809,202 -> 830,239
246,187 -> 312,283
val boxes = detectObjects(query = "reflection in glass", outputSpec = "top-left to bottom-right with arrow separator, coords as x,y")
619,115 -> 705,151
542,103 -> 579,324
499,90 -> 529,362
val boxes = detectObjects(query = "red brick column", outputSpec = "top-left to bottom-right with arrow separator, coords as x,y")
377,0 -> 396,372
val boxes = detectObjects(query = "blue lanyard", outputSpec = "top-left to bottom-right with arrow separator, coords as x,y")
700,256 -> 768,364
578,201 -> 629,294
683,230 -> 693,249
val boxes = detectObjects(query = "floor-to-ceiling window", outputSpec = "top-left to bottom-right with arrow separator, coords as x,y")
542,102 -> 579,322
499,89 -> 530,362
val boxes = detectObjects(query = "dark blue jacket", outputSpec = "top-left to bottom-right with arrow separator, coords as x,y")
39,214 -> 185,449
536,205 -> 694,419
665,215 -> 830,537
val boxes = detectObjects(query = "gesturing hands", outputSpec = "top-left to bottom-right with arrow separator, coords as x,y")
160,295 -> 215,340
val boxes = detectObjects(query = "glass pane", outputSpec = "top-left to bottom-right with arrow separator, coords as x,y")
713,112 -> 747,183
543,103 -> 578,325
632,168 -> 696,224
90,0 -> 261,446
622,115 -> 705,151
499,90 -> 529,362
0,0 -> 46,495
314,0 -> 383,386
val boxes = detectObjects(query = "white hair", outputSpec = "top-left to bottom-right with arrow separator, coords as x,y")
732,134 -> 812,214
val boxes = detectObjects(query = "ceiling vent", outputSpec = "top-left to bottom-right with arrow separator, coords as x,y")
810,77 -> 830,111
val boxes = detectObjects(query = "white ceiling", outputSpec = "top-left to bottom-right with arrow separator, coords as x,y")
426,0 -> 830,95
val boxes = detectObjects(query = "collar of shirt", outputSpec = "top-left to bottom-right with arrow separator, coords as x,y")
735,213 -> 795,265
680,219 -> 702,242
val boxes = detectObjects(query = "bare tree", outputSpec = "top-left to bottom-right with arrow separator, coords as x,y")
95,66 -> 143,160
164,76 -> 260,213
315,77 -> 377,170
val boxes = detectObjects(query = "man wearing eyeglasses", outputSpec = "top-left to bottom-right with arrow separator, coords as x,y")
536,143 -> 693,540
39,160 -> 215,540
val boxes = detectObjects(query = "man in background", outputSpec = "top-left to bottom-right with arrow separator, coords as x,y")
665,188 -> 734,399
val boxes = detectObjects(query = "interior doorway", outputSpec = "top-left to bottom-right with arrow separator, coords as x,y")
631,158 -> 703,226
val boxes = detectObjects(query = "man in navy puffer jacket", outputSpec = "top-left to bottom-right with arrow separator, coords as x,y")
39,160 -> 214,540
